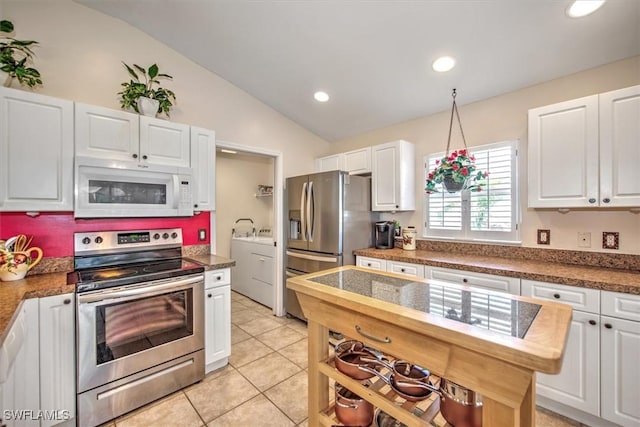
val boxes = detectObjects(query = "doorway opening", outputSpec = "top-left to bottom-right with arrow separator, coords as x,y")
213,140 -> 284,316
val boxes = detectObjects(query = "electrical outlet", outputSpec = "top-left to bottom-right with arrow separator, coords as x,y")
198,229 -> 207,241
602,232 -> 619,250
537,229 -> 550,245
577,232 -> 591,248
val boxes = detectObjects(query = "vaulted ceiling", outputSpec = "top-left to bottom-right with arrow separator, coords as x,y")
77,0 -> 640,141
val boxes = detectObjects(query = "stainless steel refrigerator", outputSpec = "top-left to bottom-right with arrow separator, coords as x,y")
285,170 -> 377,320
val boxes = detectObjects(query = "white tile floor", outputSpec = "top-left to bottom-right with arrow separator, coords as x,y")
101,291 -> 588,426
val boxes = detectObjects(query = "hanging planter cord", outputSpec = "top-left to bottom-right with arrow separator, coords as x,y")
445,88 -> 468,154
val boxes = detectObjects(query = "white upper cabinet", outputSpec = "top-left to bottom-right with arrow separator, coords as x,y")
315,153 -> 343,172
190,126 -> 216,211
371,140 -> 415,211
315,147 -> 371,175
76,103 -> 190,167
598,85 -> 640,207
528,85 -> 640,208
344,147 -> 372,174
0,87 -> 74,211
139,116 -> 190,167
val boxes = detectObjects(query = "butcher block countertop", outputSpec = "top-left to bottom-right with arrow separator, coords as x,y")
354,247 -> 640,295
288,265 -> 573,426
0,255 -> 235,348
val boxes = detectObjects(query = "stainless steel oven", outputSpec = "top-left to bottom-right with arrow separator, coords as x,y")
70,228 -> 205,427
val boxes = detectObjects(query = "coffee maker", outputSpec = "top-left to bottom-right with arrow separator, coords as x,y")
375,221 -> 395,249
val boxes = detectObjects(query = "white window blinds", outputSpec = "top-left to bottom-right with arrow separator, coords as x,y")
425,140 -> 519,242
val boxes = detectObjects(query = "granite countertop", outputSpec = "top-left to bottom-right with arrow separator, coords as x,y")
0,254 -> 236,348
353,248 -> 640,295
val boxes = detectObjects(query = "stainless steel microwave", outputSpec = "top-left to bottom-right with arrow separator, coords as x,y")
74,156 -> 193,218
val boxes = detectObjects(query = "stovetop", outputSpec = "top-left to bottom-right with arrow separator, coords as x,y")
69,258 -> 204,293
70,228 -> 205,293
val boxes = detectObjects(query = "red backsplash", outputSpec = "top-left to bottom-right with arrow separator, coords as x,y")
0,212 -> 210,257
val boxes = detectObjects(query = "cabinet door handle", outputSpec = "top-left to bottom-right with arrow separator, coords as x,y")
63,298 -> 71,305
588,320 -> 596,326
132,153 -> 138,159
207,293 -> 212,298
553,293 -> 560,299
604,323 -> 612,329
355,325 -> 391,344
588,198 -> 596,204
142,155 -> 148,160
602,198 -> 611,204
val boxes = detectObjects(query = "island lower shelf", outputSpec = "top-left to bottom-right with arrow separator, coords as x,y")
319,352 -> 450,426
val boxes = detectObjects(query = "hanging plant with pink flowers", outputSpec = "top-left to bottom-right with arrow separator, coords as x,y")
425,149 -> 488,193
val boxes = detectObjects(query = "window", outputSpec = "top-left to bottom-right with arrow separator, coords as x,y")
424,140 -> 519,242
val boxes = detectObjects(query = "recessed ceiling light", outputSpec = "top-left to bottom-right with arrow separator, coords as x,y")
314,91 -> 330,102
220,149 -> 237,154
432,56 -> 456,73
566,0 -> 606,18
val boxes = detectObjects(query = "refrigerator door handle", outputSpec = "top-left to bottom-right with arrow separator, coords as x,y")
307,180 -> 314,242
286,250 -> 338,263
300,182 -> 307,242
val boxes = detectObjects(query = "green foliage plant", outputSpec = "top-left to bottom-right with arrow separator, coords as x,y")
0,20 -> 42,88
118,62 -> 176,117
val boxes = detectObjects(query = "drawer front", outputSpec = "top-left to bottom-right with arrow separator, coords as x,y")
521,279 -> 600,313
426,266 -> 520,295
251,253 -> 274,284
602,291 -> 640,321
356,256 -> 386,271
386,261 -> 425,278
205,268 -> 231,288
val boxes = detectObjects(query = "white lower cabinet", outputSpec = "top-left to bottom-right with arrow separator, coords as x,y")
0,294 -> 74,427
356,256 -> 387,271
204,269 -> 231,373
39,294 -> 75,427
600,292 -> 640,427
425,265 -> 521,295
386,260 -> 425,278
231,239 -> 275,309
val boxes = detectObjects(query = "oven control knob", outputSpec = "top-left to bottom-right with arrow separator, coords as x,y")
153,233 -> 160,240
82,237 -> 91,245
162,233 -> 169,239
95,236 -> 103,244
171,232 -> 178,239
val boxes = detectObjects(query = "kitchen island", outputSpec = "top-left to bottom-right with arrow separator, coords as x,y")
287,265 -> 572,427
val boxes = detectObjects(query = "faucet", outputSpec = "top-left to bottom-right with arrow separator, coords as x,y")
232,218 -> 256,238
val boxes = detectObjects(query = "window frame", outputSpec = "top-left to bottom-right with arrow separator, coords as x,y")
423,139 -> 520,243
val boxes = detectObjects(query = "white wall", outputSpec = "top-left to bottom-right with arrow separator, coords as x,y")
216,152 -> 274,258
2,0 -> 330,179
330,57 -> 640,254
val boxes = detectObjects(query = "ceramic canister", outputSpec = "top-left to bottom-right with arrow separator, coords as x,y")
402,227 -> 416,250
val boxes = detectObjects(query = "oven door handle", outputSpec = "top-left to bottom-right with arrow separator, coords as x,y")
78,275 -> 203,304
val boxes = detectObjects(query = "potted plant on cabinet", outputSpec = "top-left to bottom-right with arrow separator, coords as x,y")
118,62 -> 176,117
0,20 -> 42,88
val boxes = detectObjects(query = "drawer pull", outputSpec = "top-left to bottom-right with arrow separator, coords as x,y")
216,276 -> 222,281
604,323 -> 612,329
367,263 -> 372,267
400,268 -> 405,272
589,320 -> 596,326
63,298 -> 71,305
208,293 -> 212,298
553,293 -> 560,299
355,325 -> 391,344
462,278 -> 468,283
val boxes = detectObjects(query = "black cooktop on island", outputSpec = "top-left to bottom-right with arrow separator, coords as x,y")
309,269 -> 541,339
